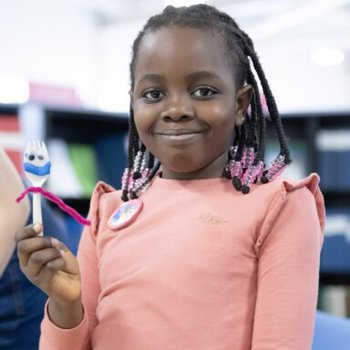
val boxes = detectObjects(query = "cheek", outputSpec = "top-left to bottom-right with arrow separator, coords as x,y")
204,103 -> 236,130
210,105 -> 236,147
133,104 -> 151,136
133,107 -> 157,152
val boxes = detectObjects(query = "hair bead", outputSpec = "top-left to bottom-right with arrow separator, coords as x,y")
260,154 -> 287,184
241,161 -> 264,194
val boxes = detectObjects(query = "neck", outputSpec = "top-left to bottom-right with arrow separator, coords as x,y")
161,152 -> 228,180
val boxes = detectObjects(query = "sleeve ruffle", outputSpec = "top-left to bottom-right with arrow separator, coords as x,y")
255,173 -> 326,255
87,181 -> 116,237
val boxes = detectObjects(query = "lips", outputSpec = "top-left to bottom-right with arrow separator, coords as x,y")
154,129 -> 202,136
153,129 -> 204,144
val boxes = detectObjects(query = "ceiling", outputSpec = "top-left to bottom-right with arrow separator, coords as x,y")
1,0 -> 349,112
60,0 -> 350,46
3,0 -> 350,40
2,0 -> 349,54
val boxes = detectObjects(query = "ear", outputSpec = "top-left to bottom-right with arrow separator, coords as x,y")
129,90 -> 134,108
234,84 -> 252,127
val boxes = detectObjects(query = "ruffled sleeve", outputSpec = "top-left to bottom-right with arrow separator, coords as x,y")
251,173 -> 325,349
40,182 -> 116,350
87,181 -> 117,237
255,173 -> 325,254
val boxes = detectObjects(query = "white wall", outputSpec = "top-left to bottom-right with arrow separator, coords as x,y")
0,1 -> 98,107
258,39 -> 350,113
0,0 -> 349,113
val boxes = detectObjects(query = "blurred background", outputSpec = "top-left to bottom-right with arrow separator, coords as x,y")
0,0 -> 349,112
1,0 -> 350,319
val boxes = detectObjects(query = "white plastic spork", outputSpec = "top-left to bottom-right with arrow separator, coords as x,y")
23,140 -> 51,236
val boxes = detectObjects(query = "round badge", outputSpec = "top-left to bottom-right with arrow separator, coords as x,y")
108,199 -> 143,230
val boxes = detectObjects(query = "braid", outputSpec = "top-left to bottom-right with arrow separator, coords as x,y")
121,106 -> 137,201
121,3 -> 291,200
246,68 -> 265,165
240,39 -> 290,163
210,7 -> 291,190
231,123 -> 246,191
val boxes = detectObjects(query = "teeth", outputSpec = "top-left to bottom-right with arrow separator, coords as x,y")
161,133 -> 199,141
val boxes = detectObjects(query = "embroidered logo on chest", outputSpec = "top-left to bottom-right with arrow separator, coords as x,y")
108,199 -> 143,230
192,213 -> 228,226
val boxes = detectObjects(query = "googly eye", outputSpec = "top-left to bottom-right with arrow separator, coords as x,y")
38,155 -> 44,160
29,154 -> 35,161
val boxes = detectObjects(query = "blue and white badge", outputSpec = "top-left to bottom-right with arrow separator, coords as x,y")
108,199 -> 143,230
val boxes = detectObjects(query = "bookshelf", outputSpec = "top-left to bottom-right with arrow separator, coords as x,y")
0,104 -> 23,173
1,103 -> 129,250
276,112 -> 350,317
18,103 -> 129,216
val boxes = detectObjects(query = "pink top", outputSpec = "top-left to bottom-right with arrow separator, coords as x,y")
40,173 -> 325,350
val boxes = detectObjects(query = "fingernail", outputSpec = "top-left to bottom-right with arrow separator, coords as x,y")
51,238 -> 59,248
51,238 -> 66,253
33,223 -> 42,233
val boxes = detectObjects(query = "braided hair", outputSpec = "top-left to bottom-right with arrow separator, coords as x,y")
121,4 -> 291,201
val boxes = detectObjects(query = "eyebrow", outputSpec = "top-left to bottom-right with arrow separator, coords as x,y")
137,74 -> 166,85
136,70 -> 224,85
186,70 -> 224,82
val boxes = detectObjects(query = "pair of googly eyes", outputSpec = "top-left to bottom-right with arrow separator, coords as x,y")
25,153 -> 45,161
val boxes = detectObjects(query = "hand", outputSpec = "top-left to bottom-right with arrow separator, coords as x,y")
15,223 -> 81,305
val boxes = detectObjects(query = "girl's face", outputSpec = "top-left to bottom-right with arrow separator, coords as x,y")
131,26 -> 251,180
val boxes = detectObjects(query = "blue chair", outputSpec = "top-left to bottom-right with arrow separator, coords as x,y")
312,311 -> 350,349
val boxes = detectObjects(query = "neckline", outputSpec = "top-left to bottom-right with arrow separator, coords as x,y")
149,173 -> 230,191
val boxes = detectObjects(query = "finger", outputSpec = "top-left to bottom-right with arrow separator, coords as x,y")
33,248 -> 80,296
33,257 -> 67,287
37,257 -> 81,303
46,257 -> 65,270
33,239 -> 79,276
15,223 -> 43,243
57,248 -> 80,276
17,236 -> 58,268
24,247 -> 63,278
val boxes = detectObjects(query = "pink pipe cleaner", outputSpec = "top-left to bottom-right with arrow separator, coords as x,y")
16,187 -> 91,226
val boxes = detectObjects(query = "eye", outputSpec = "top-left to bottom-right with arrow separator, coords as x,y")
29,154 -> 35,161
192,87 -> 217,98
143,89 -> 164,101
38,155 -> 44,160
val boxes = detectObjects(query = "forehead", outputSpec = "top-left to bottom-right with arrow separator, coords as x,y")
134,26 -> 234,83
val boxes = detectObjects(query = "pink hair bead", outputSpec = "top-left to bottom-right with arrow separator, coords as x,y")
122,168 -> 130,189
242,147 -> 255,169
241,161 -> 264,194
262,155 -> 286,182
230,160 -> 243,179
242,161 -> 264,187
230,145 -> 238,159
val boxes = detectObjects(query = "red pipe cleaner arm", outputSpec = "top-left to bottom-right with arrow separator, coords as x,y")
16,187 -> 91,226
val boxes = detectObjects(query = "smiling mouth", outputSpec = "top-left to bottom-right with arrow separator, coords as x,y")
154,129 -> 202,136
154,129 -> 203,142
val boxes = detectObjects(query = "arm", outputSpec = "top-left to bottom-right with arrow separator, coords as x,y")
0,146 -> 30,276
39,186 -> 103,349
251,183 -> 324,349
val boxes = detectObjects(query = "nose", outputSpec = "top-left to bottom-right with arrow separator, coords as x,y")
161,94 -> 194,122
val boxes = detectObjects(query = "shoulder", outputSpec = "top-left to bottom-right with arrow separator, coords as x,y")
255,172 -> 321,197
257,172 -> 326,233
88,181 -> 123,236
253,173 -> 326,258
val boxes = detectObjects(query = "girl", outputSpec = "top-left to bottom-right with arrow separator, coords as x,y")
15,4 -> 325,349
